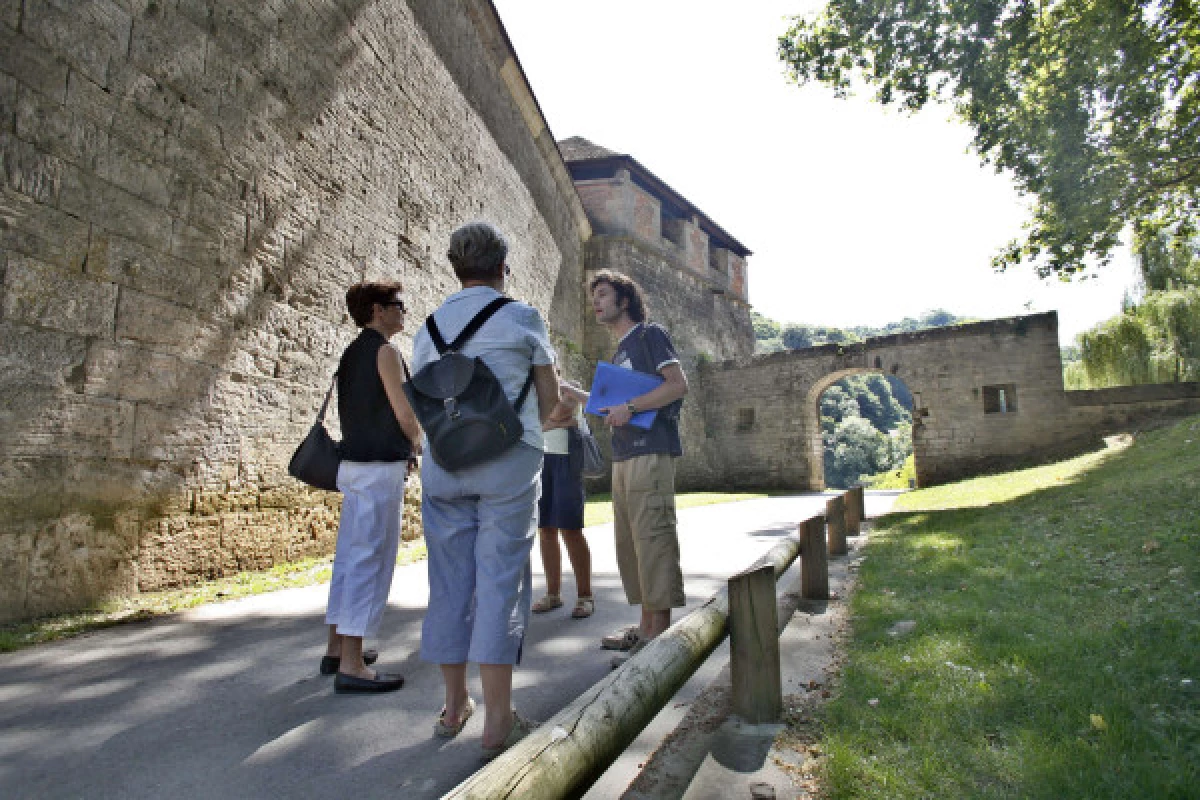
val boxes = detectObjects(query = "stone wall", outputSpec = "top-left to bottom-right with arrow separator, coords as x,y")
0,0 -> 587,622
693,312 -> 1200,491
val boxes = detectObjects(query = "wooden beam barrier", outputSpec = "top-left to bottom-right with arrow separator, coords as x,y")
826,494 -> 847,556
442,532 -> 806,800
728,563 -> 782,724
800,514 -> 828,600
846,486 -> 864,535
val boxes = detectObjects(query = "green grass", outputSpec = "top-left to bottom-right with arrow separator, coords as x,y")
864,453 -> 916,489
583,491 -> 771,527
807,418 -> 1200,798
0,542 -> 427,653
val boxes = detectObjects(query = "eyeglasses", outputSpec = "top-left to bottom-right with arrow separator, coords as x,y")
381,300 -> 406,312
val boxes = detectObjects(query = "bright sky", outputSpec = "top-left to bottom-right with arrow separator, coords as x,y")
491,0 -> 1141,345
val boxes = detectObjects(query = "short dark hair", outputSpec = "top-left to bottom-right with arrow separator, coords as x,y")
589,270 -> 647,323
345,281 -> 403,327
447,222 -> 508,283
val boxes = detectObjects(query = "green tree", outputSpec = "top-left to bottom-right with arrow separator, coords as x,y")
751,310 -> 782,340
782,323 -> 816,349
1070,232 -> 1200,386
778,0 -> 1200,278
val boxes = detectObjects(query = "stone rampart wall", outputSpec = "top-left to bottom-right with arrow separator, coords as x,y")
0,0 -> 587,622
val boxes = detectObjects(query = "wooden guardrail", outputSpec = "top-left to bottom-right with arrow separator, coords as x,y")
444,489 -> 867,799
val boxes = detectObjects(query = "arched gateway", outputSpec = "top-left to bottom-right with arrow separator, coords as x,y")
685,312 -> 1200,491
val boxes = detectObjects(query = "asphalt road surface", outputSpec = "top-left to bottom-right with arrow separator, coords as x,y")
0,492 -> 899,800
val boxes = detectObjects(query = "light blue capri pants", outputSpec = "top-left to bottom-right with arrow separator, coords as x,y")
419,443 -> 542,665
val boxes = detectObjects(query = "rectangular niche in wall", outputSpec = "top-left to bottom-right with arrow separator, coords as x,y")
736,408 -> 755,432
983,384 -> 1018,414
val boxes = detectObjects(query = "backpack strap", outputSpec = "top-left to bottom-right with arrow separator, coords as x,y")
514,369 -> 535,411
425,296 -> 515,355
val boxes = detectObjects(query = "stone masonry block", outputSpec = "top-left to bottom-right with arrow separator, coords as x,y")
2,252 -> 118,337
0,186 -> 90,270
115,288 -> 234,366
128,5 -> 208,94
23,0 -> 133,87
1,130 -> 65,204
86,230 -> 219,307
0,385 -> 135,459
60,457 -> 176,518
220,509 -> 289,572
24,511 -> 138,616
0,24 -> 69,101
58,164 -> 174,252
0,524 -> 34,621
136,514 -> 223,590
11,92 -> 93,164
0,456 -> 66,521
83,340 -> 216,406
0,319 -> 88,390
0,73 -> 15,134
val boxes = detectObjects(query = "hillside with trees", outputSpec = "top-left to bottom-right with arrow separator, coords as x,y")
752,310 -> 973,487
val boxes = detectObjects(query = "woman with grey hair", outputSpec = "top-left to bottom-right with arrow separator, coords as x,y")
413,222 -> 562,757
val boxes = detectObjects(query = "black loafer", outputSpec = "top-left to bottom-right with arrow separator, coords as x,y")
319,648 -> 379,675
334,671 -> 405,693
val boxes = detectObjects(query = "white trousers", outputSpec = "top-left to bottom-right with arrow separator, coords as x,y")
325,460 -> 406,638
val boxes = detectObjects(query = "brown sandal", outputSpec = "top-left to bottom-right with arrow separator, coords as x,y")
571,596 -> 594,618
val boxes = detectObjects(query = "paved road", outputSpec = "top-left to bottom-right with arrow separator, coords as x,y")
0,492 -> 899,800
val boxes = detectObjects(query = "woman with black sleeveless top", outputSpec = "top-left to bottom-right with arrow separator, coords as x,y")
322,281 -> 422,694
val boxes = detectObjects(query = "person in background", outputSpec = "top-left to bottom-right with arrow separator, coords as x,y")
532,369 -> 594,619
322,281 -> 422,693
415,222 -> 560,758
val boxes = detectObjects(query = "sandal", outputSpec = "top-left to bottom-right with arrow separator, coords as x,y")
481,710 -> 535,761
571,596 -> 595,619
531,593 -> 563,613
601,625 -> 641,651
434,696 -> 476,738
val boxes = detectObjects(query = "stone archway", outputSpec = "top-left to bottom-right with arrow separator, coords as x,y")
688,312 -> 1086,492
805,369 -> 916,491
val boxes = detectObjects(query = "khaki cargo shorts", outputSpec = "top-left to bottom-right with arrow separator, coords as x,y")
611,453 -> 686,611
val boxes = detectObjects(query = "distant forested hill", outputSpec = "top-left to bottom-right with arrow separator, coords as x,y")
751,309 -> 975,487
752,309 -> 975,354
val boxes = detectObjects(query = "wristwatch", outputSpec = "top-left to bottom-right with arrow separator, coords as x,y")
625,400 -> 637,415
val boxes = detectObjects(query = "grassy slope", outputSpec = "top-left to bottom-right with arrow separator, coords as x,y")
819,417 -> 1199,799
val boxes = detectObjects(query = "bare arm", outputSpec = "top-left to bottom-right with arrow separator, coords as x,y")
377,344 -> 423,451
542,391 -> 580,431
601,362 -> 688,427
532,363 -> 560,425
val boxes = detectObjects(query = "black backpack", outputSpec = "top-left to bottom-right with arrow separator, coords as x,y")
403,297 -> 534,472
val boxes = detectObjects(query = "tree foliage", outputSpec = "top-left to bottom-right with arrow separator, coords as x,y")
753,309 -> 972,354
1066,231 -> 1200,386
778,0 -> 1200,278
821,374 -> 914,488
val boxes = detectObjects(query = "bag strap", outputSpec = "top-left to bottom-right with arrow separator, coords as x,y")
514,369 -> 535,411
425,296 -> 515,355
316,371 -> 338,423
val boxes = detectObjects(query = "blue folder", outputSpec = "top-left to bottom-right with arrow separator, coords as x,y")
584,361 -> 662,429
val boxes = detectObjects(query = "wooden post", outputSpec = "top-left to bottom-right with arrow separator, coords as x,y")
728,564 -> 782,724
845,486 -> 863,535
826,494 -> 847,556
800,515 -> 828,600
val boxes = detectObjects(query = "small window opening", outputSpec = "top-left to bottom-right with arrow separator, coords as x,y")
983,384 -> 1018,414
736,408 -> 755,432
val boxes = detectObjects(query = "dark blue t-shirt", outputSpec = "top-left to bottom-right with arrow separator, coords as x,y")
608,322 -> 684,461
